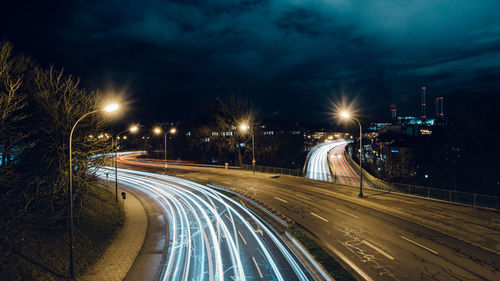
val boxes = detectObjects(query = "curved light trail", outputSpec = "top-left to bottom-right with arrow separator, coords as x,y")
97,167 -> 316,281
305,140 -> 349,182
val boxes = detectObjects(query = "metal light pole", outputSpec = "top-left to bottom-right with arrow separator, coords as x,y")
163,132 -> 167,172
354,117 -> 363,197
239,123 -> 256,174
154,127 -> 175,173
113,126 -> 138,202
251,129 -> 255,175
68,103 -> 118,278
340,111 -> 363,198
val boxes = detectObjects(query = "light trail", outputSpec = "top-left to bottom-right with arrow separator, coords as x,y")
305,140 -> 348,182
97,167 -> 317,281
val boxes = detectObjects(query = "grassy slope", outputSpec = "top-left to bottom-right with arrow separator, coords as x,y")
0,185 -> 122,281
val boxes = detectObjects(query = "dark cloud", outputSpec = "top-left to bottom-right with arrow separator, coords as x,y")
1,0 -> 499,122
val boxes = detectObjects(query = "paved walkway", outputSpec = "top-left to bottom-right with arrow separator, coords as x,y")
80,187 -> 148,281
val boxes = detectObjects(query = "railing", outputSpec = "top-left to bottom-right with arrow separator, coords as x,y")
243,164 -> 499,210
391,182 -> 499,209
241,164 -> 304,177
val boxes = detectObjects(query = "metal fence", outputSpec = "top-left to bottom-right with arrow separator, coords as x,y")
241,164 -> 304,177
241,164 -> 499,210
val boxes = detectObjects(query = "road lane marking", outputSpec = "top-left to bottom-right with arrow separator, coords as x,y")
310,212 -> 329,222
274,196 -> 288,203
295,193 -> 310,201
252,256 -> 264,278
401,236 -> 438,255
363,240 -> 395,260
237,231 -> 247,245
336,208 -> 359,219
224,213 -> 232,223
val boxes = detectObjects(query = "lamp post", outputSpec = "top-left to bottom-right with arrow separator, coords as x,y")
154,127 -> 176,173
113,125 -> 138,202
340,111 -> 364,198
239,123 -> 256,175
68,103 -> 118,278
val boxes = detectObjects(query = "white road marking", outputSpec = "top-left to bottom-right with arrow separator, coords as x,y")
401,236 -> 438,255
237,231 -> 247,245
336,208 -> 359,219
295,193 -> 310,201
274,196 -> 288,203
224,213 -> 232,223
363,240 -> 395,260
310,212 -> 329,222
252,256 -> 264,278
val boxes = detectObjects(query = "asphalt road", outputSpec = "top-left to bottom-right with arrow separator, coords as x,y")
98,166 -> 319,281
116,154 -> 500,281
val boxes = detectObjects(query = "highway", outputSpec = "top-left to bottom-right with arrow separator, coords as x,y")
116,154 -> 500,281
305,140 -> 348,182
98,167 -> 320,281
327,142 -> 362,186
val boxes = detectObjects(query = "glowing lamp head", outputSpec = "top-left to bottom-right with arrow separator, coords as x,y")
153,127 -> 162,135
239,123 -> 250,131
340,111 -> 351,119
170,128 -> 177,134
103,103 -> 119,112
129,125 -> 139,133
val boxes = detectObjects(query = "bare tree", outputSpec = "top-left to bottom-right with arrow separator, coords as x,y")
215,95 -> 257,166
0,41 -> 31,166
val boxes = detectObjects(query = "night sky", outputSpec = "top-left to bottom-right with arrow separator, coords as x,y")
2,0 -> 499,123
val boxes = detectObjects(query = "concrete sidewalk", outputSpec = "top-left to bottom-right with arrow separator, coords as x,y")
80,187 -> 147,281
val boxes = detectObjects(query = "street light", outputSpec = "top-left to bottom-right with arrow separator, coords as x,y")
153,126 -> 176,173
113,125 -> 139,202
68,103 -> 118,278
239,122 -> 256,175
340,110 -> 364,198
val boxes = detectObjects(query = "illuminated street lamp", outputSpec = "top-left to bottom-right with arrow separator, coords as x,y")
340,111 -> 364,198
153,126 -> 176,172
239,122 -> 256,175
113,125 -> 139,202
68,103 -> 118,278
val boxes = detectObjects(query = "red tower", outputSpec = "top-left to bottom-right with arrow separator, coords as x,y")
421,86 -> 427,121
391,108 -> 397,120
436,97 -> 444,117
